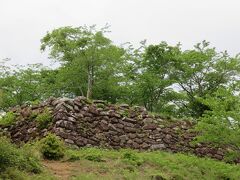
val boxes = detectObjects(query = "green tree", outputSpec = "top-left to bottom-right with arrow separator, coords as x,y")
136,42 -> 180,112
0,59 -> 17,108
171,41 -> 240,117
0,61 -> 57,109
41,25 -> 124,100
195,88 -> 240,154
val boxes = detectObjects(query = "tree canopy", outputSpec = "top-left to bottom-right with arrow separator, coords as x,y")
1,25 -> 240,152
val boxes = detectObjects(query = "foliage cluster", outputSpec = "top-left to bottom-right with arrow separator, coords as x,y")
36,108 -> 52,129
194,88 -> 240,160
0,111 -> 16,126
1,137 -> 240,179
122,151 -> 144,166
40,133 -> 65,160
0,25 -> 240,153
0,137 -> 42,179
64,147 -> 240,179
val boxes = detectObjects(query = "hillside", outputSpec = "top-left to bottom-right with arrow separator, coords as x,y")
41,148 -> 240,180
1,1 -> 240,179
1,140 -> 240,180
0,97 -> 240,179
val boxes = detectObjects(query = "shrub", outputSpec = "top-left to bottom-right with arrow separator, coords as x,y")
224,150 -> 240,163
122,151 -> 143,166
29,111 -> 38,121
194,88 -> 240,161
0,137 -> 41,176
85,154 -> 104,162
31,100 -> 41,106
36,108 -> 52,129
0,168 -> 27,180
67,153 -> 81,161
96,103 -> 105,109
40,134 -> 65,160
150,175 -> 166,180
0,111 -> 16,126
66,150 -> 81,161
0,137 -> 19,171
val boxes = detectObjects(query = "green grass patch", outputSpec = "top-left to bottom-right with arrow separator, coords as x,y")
64,147 -> 240,180
36,108 -> 52,129
2,139 -> 240,179
0,111 -> 16,126
0,137 -> 42,179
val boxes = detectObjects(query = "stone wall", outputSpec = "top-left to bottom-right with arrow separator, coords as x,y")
0,96 -> 238,163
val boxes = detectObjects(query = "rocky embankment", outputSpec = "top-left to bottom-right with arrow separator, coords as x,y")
0,96 -> 237,162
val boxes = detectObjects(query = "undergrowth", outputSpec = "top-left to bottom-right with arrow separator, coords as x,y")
1,137 -> 240,179
36,108 -> 52,129
0,111 -> 16,126
0,137 -> 42,179
64,147 -> 240,180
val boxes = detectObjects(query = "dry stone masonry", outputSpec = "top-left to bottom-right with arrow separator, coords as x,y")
0,96 -> 238,163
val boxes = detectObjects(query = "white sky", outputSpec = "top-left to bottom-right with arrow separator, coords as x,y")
0,0 -> 240,65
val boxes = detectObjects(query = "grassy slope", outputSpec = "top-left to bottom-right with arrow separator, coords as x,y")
1,145 -> 240,180
51,147 -> 240,180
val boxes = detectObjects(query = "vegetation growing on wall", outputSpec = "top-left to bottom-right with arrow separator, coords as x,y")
0,26 -> 240,178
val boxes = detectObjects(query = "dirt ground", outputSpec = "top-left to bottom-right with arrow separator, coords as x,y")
42,160 -> 78,180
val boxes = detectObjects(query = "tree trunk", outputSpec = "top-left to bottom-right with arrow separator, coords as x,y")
86,65 -> 93,99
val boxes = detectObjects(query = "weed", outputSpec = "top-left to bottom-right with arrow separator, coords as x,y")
122,151 -> 144,166
85,154 -> 104,162
0,111 -> 16,126
29,111 -> 38,121
96,103 -> 105,109
36,108 -> 52,129
0,137 -> 42,178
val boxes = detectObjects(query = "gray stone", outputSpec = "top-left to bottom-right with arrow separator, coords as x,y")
122,117 -> 137,123
119,135 -> 128,141
65,139 -> 74,144
128,133 -> 137,139
143,118 -> 154,124
119,104 -> 129,108
143,123 -> 157,130
124,127 -> 137,133
68,117 -> 76,122
150,144 -> 166,150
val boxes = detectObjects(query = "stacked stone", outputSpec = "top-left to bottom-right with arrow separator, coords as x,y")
51,97 -> 161,150
2,100 -> 54,143
0,96 -> 237,162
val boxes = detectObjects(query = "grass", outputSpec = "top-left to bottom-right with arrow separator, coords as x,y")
0,136 -> 48,180
63,147 -> 240,180
0,111 -> 16,126
1,138 -> 240,180
36,108 -> 53,129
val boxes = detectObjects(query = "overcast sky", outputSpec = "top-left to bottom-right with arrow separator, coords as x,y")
0,0 -> 240,65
